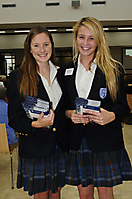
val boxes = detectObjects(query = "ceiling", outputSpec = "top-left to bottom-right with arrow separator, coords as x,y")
0,20 -> 132,34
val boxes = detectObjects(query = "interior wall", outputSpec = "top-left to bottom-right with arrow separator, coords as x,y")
0,32 -> 132,71
0,0 -> 132,24
0,32 -> 132,50
110,47 -> 122,63
0,46 -> 129,70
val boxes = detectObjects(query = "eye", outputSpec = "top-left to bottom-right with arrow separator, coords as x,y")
78,36 -> 84,39
34,44 -> 38,47
44,43 -> 49,46
90,37 -> 94,40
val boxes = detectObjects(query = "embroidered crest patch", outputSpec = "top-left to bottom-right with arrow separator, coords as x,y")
99,88 -> 107,99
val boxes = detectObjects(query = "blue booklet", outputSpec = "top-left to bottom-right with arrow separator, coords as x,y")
75,97 -> 101,115
22,95 -> 50,119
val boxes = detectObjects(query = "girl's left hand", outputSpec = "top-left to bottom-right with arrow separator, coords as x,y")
31,109 -> 54,128
85,108 -> 115,125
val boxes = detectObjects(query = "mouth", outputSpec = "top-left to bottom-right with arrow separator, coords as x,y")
38,53 -> 47,57
82,46 -> 90,50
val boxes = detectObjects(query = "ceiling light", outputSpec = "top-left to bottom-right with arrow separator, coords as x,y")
66,29 -> 73,31
48,29 -> 57,32
0,31 -> 6,33
118,27 -> 132,30
103,28 -> 109,30
14,30 -> 30,33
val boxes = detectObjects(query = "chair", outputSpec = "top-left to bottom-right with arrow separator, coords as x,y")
0,123 -> 18,189
127,94 -> 132,110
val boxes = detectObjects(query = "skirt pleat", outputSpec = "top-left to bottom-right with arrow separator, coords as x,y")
66,138 -> 132,187
17,144 -> 67,196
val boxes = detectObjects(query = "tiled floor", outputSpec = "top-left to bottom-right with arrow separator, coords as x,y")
0,123 -> 132,199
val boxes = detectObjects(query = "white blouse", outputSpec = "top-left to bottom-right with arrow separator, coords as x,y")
76,55 -> 97,98
38,60 -> 62,111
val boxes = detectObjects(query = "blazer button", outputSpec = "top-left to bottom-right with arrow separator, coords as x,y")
25,134 -> 27,136
19,133 -> 21,135
53,128 -> 56,132
83,123 -> 86,126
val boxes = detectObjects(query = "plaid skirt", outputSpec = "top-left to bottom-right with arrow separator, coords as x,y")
17,144 -> 67,196
65,138 -> 132,187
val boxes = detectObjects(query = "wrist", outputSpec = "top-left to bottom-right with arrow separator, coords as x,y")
65,110 -> 72,119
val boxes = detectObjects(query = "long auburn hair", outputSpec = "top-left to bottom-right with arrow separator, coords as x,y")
18,26 -> 55,98
73,17 -> 122,102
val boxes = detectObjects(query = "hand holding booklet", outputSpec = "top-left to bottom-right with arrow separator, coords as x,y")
75,97 -> 101,115
22,95 -> 50,119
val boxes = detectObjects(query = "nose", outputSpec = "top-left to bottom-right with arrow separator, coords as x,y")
84,38 -> 89,45
40,45 -> 45,52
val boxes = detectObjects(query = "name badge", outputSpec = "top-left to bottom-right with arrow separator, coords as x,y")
65,68 -> 74,76
99,88 -> 107,99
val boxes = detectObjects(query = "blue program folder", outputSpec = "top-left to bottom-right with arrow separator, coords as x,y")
75,97 -> 101,115
22,95 -> 50,119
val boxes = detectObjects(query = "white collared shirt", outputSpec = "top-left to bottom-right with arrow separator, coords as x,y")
76,55 -> 97,98
38,60 -> 62,110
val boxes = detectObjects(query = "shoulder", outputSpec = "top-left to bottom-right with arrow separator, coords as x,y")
64,61 -> 75,69
118,63 -> 124,75
7,68 -> 22,94
115,63 -> 125,80
9,68 -> 22,80
0,99 -> 7,107
60,61 -> 77,75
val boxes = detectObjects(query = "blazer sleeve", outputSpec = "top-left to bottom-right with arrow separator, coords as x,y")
107,65 -> 130,125
7,69 -> 35,135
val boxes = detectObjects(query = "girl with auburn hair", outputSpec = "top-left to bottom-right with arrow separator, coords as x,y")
7,26 -> 69,199
61,17 -> 132,199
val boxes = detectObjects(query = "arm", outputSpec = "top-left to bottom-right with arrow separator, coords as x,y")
109,66 -> 130,124
86,65 -> 130,125
7,70 -> 54,135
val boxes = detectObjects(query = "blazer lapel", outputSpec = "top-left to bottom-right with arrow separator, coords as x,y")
37,74 -> 50,102
55,69 -> 65,112
69,61 -> 79,98
88,66 -> 103,100
65,61 -> 79,107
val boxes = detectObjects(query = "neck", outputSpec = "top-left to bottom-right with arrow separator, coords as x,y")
38,62 -> 51,86
80,55 -> 94,71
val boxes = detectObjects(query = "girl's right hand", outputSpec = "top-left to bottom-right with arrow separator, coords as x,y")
31,109 -> 55,128
65,110 -> 89,124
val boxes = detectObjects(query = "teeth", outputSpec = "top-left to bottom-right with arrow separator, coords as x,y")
83,47 -> 90,50
39,54 -> 46,57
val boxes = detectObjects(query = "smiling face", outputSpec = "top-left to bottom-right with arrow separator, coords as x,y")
30,32 -> 52,66
77,25 -> 97,60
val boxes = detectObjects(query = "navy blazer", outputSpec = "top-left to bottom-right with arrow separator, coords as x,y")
7,68 -> 69,158
61,61 -> 130,152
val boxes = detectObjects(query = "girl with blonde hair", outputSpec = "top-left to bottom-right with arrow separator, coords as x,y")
62,17 -> 132,199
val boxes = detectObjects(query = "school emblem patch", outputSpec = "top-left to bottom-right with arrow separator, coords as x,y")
99,88 -> 107,99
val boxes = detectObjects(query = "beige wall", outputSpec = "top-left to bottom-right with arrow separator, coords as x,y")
0,32 -> 132,50
0,0 -> 132,24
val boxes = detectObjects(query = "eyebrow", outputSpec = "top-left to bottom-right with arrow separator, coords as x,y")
31,41 -> 50,44
78,33 -> 93,37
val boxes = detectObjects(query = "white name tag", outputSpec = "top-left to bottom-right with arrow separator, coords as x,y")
65,68 -> 74,76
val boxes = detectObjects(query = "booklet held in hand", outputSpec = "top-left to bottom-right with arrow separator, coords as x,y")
22,95 -> 50,119
75,97 -> 101,115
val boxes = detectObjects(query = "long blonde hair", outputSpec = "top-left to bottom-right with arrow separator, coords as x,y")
73,17 -> 122,102
18,26 -> 55,98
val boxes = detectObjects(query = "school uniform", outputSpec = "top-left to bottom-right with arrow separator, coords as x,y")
7,61 -> 69,195
61,56 -> 132,187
